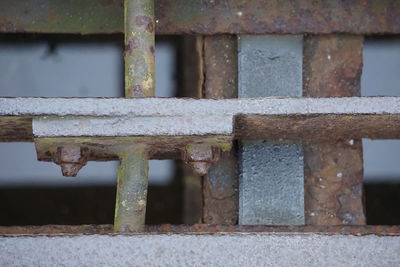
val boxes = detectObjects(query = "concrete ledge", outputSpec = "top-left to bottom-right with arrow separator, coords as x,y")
1,97 -> 400,117
0,234 -> 399,266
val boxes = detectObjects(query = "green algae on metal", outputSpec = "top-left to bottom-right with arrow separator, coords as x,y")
114,150 -> 149,232
124,0 -> 155,97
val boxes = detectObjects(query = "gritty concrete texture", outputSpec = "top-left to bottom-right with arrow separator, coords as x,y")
239,142 -> 304,225
238,35 -> 304,225
1,97 -> 400,117
33,116 -> 232,137
0,234 -> 399,267
238,35 -> 303,97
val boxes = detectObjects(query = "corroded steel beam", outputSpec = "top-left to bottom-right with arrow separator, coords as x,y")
2,97 -> 400,142
203,35 -> 238,225
0,224 -> 400,236
303,35 -> 365,225
0,0 -> 399,34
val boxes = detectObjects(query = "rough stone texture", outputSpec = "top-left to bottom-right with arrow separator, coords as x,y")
303,35 -> 365,225
238,35 -> 304,225
239,142 -> 304,225
2,97 -> 400,117
238,35 -> 303,97
1,234 -> 399,266
33,115 -> 233,137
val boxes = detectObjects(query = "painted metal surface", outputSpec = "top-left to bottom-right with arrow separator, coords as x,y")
114,151 -> 148,232
1,233 -> 400,266
238,35 -> 304,225
124,0 -> 155,97
113,0 -> 155,232
1,0 -> 399,34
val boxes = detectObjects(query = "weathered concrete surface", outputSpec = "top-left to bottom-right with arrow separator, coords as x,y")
238,35 -> 304,225
239,35 -> 303,97
2,97 -> 400,117
0,234 -> 399,266
2,97 -> 400,140
239,142 -> 304,225
33,115 -> 233,137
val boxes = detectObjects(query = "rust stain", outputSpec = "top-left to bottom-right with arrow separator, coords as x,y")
0,224 -> 399,236
0,0 -> 399,34
303,35 -> 365,226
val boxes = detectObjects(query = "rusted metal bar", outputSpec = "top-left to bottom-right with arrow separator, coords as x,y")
114,150 -> 149,232
0,117 -> 32,142
182,144 -> 221,176
234,114 -> 400,141
1,0 -> 399,34
203,36 -> 237,99
51,145 -> 89,177
180,36 -> 204,224
202,35 -> 238,224
124,0 -> 155,97
303,35 -> 366,225
1,224 -> 400,236
113,0 -> 155,232
2,97 -> 400,142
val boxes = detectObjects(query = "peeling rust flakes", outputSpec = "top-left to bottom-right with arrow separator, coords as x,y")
303,35 -> 365,226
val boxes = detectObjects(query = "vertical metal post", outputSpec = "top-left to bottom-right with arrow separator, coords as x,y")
238,35 -> 304,225
203,35 -> 239,224
124,0 -> 155,98
303,35 -> 365,225
181,36 -> 204,224
114,151 -> 149,232
114,0 -> 155,232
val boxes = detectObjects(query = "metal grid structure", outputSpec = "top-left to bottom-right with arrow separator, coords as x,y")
0,0 -> 400,265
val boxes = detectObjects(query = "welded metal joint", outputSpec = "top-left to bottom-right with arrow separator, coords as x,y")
182,144 -> 221,176
51,146 -> 88,177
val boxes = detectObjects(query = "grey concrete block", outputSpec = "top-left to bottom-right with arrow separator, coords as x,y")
238,35 -> 304,225
0,234 -> 399,267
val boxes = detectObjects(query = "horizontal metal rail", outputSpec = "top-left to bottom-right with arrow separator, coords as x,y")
0,0 -> 399,34
1,224 -> 400,236
1,97 -> 400,143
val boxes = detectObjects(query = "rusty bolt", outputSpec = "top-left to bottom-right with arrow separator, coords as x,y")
182,144 -> 221,176
51,146 -> 89,177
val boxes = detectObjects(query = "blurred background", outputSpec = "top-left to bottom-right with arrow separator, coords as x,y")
0,35 -> 399,225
